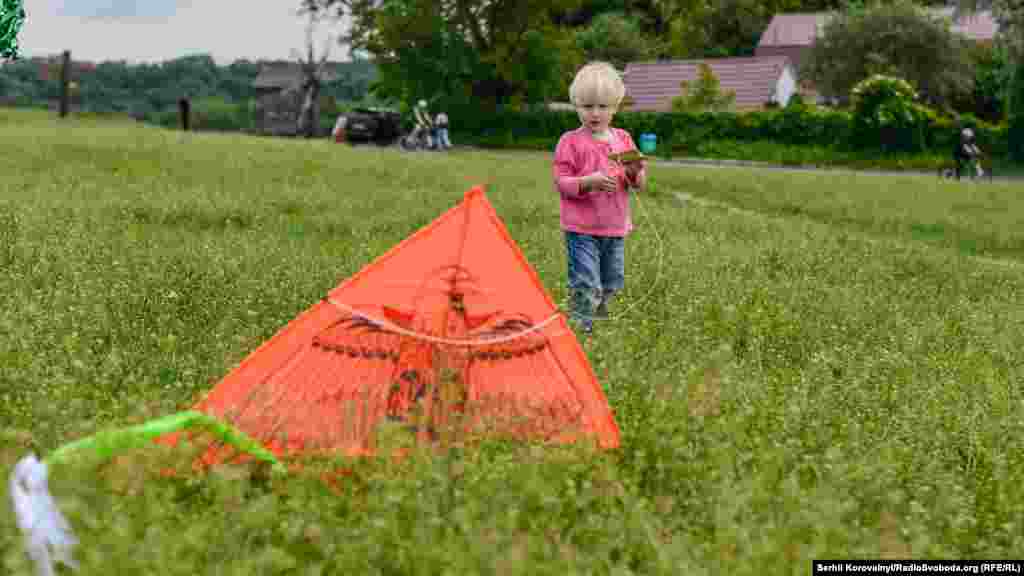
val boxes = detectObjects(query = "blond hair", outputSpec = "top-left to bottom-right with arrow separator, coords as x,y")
569,62 -> 625,107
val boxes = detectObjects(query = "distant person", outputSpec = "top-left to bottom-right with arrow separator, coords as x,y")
434,110 -> 452,150
552,61 -> 646,336
954,128 -> 984,179
332,114 -> 347,143
411,100 -> 434,149
178,98 -> 190,131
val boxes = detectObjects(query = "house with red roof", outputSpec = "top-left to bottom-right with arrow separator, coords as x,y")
622,56 -> 798,112
757,8 -> 999,66
755,8 -> 1000,101
560,7 -> 999,114
753,13 -> 832,75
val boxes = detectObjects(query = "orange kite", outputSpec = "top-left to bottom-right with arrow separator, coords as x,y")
173,186 -> 620,463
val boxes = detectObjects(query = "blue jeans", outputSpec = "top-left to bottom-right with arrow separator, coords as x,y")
435,127 -> 452,149
565,231 -> 625,330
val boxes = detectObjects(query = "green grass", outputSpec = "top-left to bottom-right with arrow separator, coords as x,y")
3,107 -> 1024,573
654,162 -> 1024,261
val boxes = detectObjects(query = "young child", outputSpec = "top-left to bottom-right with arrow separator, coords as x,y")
434,110 -> 452,150
552,61 -> 647,335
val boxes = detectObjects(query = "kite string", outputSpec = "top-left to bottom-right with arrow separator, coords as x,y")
600,178 -> 664,322
327,170 -> 665,339
325,298 -> 569,346
570,160 -> 665,325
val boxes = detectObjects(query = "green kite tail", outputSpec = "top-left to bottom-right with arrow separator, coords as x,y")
43,411 -> 287,474
0,0 -> 27,60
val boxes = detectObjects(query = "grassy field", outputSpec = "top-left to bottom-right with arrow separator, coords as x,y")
2,107 -> 1024,574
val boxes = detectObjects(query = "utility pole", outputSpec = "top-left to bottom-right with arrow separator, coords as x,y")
58,50 -> 70,118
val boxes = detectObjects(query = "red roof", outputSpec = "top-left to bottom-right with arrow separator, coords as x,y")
757,13 -> 831,47
757,9 -> 999,48
754,45 -> 815,73
35,59 -> 97,82
623,57 -> 794,112
935,7 -> 1000,41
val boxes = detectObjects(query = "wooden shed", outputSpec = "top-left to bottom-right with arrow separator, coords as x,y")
252,63 -> 339,136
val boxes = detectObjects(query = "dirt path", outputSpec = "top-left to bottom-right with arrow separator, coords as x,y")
452,147 -> 1020,182
656,156 -> 1018,182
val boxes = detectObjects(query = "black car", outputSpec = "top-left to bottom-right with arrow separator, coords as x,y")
342,107 -> 403,144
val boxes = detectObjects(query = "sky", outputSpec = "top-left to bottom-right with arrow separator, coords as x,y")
19,0 -> 351,65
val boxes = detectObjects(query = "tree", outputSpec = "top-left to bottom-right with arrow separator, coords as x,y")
802,0 -> 975,110
698,0 -> 774,57
953,41 -> 1013,122
286,13 -> 335,138
1009,62 -> 1024,160
952,0 -> 1023,59
954,0 -> 1024,147
574,12 -> 658,68
649,0 -> 846,58
300,0 -> 583,110
222,60 -> 262,102
671,63 -> 736,112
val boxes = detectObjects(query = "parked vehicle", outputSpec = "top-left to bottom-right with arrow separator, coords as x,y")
340,107 -> 403,145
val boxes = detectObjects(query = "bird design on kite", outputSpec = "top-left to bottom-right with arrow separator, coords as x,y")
311,264 -> 558,440
176,187 -> 620,466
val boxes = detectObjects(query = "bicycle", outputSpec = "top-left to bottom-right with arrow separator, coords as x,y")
937,156 -> 994,182
399,124 -> 437,152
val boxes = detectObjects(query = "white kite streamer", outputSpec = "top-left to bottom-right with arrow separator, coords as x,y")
9,454 -> 79,576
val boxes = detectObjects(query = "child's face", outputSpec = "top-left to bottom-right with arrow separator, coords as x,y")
575,97 -> 617,136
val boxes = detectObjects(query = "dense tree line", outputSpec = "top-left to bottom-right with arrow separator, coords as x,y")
1,0 -> 1019,127
0,53 -> 377,118
300,0 -> 962,110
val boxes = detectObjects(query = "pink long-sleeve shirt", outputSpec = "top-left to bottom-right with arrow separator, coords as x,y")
553,127 -> 644,237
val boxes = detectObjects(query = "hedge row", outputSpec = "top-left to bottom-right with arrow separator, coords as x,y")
137,98 -> 1014,161
1011,114 -> 1024,161
447,104 -> 1010,158
144,98 -> 340,135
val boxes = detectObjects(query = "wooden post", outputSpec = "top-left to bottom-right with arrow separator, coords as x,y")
178,98 -> 191,131
58,50 -> 71,118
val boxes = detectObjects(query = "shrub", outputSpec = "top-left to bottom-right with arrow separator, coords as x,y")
1009,62 -> 1024,162
671,64 -> 736,113
1011,114 -> 1024,162
189,97 -> 247,132
850,75 -> 928,152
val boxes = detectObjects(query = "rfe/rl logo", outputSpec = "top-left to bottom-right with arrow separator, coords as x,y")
1,0 -> 26,60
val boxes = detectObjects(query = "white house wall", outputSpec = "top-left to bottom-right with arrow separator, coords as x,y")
774,65 -> 797,106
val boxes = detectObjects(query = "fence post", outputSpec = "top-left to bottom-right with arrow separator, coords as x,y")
59,50 -> 71,118
179,97 -> 191,131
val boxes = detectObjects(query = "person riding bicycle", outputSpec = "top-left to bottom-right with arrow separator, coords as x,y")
410,100 -> 435,149
953,128 -> 984,179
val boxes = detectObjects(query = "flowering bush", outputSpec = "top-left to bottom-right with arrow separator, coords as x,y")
850,75 -> 928,152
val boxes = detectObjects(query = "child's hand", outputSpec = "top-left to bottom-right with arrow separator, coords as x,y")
623,159 -> 646,179
580,172 -> 617,194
